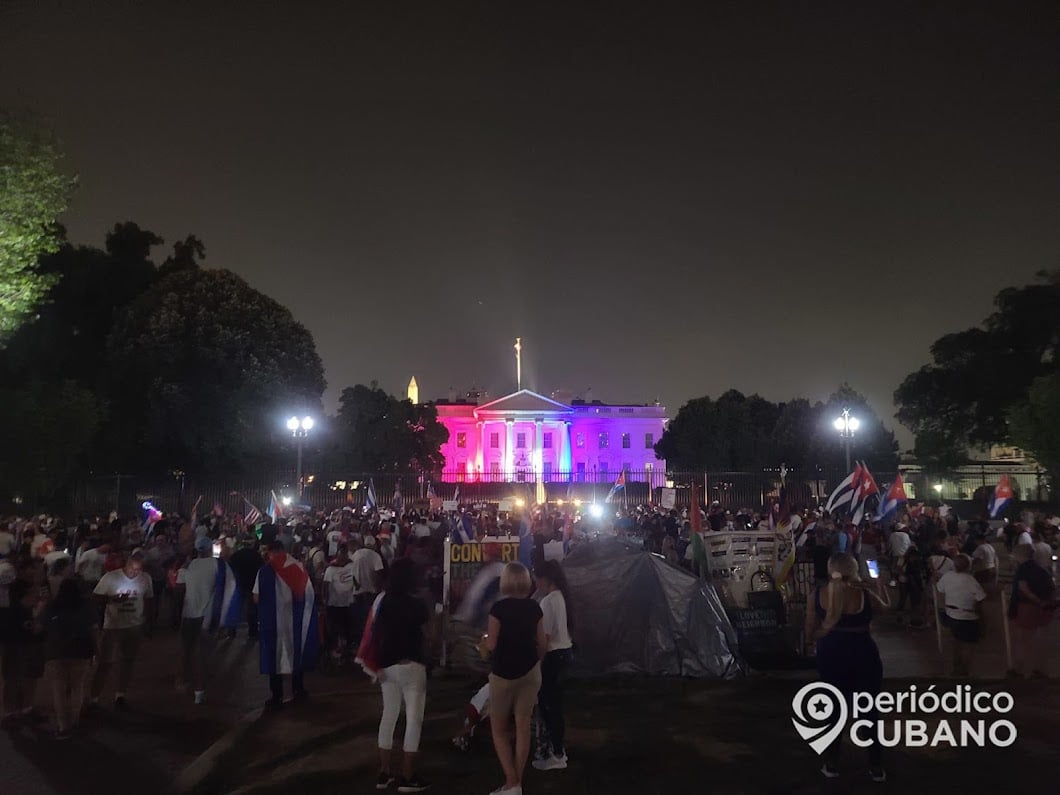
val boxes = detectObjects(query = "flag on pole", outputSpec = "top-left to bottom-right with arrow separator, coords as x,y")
244,499 -> 264,526
774,473 -> 799,584
877,473 -> 908,524
392,482 -> 404,514
268,490 -> 285,524
427,481 -> 437,500
988,474 -> 1014,518
366,479 -> 378,511
850,464 -> 880,526
825,463 -> 864,514
605,470 -> 626,503
453,485 -> 460,505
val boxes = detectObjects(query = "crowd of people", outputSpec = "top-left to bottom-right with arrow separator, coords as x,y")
0,496 -> 1055,790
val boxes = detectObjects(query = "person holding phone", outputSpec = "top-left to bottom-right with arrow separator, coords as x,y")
804,552 -> 890,783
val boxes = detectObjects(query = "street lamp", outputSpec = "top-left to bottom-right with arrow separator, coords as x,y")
287,415 -> 314,496
833,408 -> 860,471
933,483 -> 943,497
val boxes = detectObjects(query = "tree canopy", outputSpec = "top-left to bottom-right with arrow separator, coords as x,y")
654,384 -> 899,473
105,267 -> 326,475
895,271 -> 1060,468
1008,372 -> 1060,489
0,113 -> 75,342
327,383 -> 449,473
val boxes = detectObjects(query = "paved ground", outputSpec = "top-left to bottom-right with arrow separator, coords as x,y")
1,574 -> 1057,795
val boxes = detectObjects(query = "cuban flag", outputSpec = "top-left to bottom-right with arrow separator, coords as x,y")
366,479 -> 378,511
256,554 -> 319,676
204,558 -> 241,632
605,470 -> 626,503
877,473 -> 908,524
825,463 -> 864,515
452,485 -> 460,506
454,561 -> 505,628
850,464 -> 880,526
268,490 -> 286,524
988,474 -> 1014,518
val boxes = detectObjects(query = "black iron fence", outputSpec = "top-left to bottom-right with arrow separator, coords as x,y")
54,464 -> 1048,520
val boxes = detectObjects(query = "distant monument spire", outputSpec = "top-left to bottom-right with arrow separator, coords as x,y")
514,337 -> 522,391
407,376 -> 419,405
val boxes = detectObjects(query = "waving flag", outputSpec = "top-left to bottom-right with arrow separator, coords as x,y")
454,561 -> 505,628
689,480 -> 707,576
366,479 -> 378,511
988,474 -> 1014,518
877,473 -> 908,524
204,557 -> 241,632
850,464 -> 880,526
773,472 -> 799,584
453,485 -> 460,506
256,554 -> 319,676
605,470 -> 627,503
354,592 -> 386,681
244,499 -> 264,526
268,490 -> 286,524
825,464 -> 863,514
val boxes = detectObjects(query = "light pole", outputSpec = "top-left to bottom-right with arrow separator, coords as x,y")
833,408 -> 860,471
287,415 -> 314,497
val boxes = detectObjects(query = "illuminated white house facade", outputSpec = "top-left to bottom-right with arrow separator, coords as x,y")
433,389 -> 667,483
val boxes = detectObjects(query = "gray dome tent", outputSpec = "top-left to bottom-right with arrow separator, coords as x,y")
562,538 -> 742,678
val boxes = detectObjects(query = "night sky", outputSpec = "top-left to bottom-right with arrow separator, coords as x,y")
3,2 -> 1059,446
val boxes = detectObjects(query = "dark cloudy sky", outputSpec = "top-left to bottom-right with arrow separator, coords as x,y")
3,1 -> 1058,446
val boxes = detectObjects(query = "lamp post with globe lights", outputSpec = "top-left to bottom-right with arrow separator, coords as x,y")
833,408 -> 860,471
287,415 -> 314,497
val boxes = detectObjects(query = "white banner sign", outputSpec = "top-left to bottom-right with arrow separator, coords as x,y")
660,488 -> 676,510
442,500 -> 458,512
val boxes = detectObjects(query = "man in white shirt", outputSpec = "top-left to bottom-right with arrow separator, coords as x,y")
971,535 -> 998,586
325,524 -> 345,558
175,536 -> 224,703
322,545 -> 356,658
90,550 -> 153,710
936,555 -> 986,677
887,525 -> 911,586
76,543 -> 107,589
350,537 -> 384,647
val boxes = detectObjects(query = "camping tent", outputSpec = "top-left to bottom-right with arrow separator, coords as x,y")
562,538 -> 742,678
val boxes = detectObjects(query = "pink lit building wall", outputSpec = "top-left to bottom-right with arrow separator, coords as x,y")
432,389 -> 667,483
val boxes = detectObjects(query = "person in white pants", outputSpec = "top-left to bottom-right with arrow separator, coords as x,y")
373,559 -> 431,793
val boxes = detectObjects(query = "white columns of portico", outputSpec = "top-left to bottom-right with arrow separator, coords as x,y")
505,419 -> 515,481
534,419 -> 544,480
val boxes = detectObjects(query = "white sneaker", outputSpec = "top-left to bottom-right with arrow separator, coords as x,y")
532,755 -> 567,771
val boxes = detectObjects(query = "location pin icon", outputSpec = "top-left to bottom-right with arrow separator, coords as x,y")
791,682 -> 849,755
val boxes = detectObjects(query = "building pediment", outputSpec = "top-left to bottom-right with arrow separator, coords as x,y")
474,389 -> 573,417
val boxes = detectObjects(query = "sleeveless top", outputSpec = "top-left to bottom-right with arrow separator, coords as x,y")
814,585 -> 872,629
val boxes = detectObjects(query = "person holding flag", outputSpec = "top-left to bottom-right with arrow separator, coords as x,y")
253,540 -> 319,708
989,474 -> 1014,518
604,470 -> 626,504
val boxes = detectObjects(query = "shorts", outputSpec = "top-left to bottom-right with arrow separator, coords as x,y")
948,618 -> 981,643
489,663 -> 542,723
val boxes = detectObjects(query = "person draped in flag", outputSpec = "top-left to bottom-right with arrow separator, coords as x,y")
988,474 -> 1014,518
175,535 -> 241,704
253,540 -> 319,708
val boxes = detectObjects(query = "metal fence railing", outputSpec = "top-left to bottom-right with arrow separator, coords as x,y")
48,464 -> 1051,520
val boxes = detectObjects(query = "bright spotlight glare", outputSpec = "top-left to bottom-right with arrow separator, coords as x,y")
287,416 -> 300,431
301,416 -> 314,431
515,498 -> 526,507
848,417 -> 860,432
833,417 -> 845,431
281,496 -> 293,506
589,504 -> 604,519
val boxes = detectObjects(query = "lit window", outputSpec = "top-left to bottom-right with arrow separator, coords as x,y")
457,432 -> 466,449
621,433 -> 630,449
517,432 -> 526,448
490,432 -> 499,449
543,432 -> 553,449
576,432 -> 585,448
645,433 -> 653,448
599,432 -> 609,449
